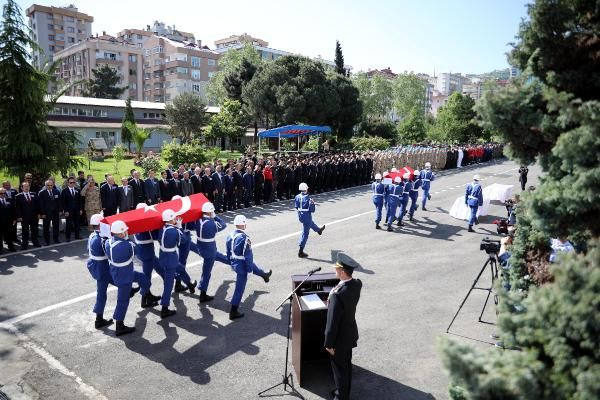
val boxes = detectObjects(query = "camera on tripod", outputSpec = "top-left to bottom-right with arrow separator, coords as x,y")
480,237 -> 501,254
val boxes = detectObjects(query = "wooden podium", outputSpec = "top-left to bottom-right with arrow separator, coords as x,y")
291,272 -> 339,387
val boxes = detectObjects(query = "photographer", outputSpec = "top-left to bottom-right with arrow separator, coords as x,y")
505,194 -> 520,226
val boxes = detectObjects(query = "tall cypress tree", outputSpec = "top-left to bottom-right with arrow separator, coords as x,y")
121,97 -> 135,152
334,40 -> 345,75
0,0 -> 81,178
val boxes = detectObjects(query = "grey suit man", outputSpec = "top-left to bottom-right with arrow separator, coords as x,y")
117,177 -> 134,213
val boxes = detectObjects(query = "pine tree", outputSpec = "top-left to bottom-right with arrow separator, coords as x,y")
83,64 -> 126,99
120,97 -> 135,152
334,40 -> 345,75
0,0 -> 81,178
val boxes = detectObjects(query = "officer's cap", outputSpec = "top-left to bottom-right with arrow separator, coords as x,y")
335,252 -> 358,273
111,220 -> 128,234
202,202 -> 215,213
425,162 -> 431,168
172,195 -> 182,200
162,209 -> 177,222
473,174 -> 480,181
413,170 -> 420,176
234,214 -> 247,226
299,182 -> 308,191
403,173 -> 410,180
391,167 -> 398,172
90,213 -> 103,226
394,176 -> 402,183
374,173 -> 382,180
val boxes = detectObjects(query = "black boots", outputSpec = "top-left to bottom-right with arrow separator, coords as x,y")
187,280 -> 197,294
262,269 -> 272,283
141,293 -> 159,308
468,225 -> 475,232
229,306 -> 244,320
95,314 -> 113,329
387,225 -> 393,232
298,248 -> 308,258
129,286 -> 140,298
160,306 -> 176,319
318,225 -> 326,235
199,291 -> 214,303
396,220 -> 404,226
148,292 -> 162,303
174,279 -> 187,292
115,320 -> 135,336
375,224 -> 381,230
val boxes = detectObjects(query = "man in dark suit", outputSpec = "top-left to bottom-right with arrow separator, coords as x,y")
0,187 -> 17,253
159,171 -> 174,202
191,167 -> 203,194
15,181 -> 40,249
212,165 -> 224,212
38,179 -> 61,245
202,167 -> 215,203
129,170 -> 148,205
145,169 -> 160,205
100,175 -> 119,216
324,253 -> 362,400
117,177 -> 134,213
171,171 -> 183,197
60,177 -> 82,241
2,181 -> 19,245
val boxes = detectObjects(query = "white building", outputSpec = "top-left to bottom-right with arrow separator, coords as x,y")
435,73 -> 464,96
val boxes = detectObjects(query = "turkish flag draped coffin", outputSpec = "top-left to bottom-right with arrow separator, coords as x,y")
100,193 -> 209,236
389,166 -> 415,182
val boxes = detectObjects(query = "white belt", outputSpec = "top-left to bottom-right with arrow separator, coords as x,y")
231,255 -> 245,260
423,179 -> 431,182
197,238 -> 215,243
160,246 -> 177,253
110,257 -> 133,267
373,193 -> 383,196
468,195 -> 478,199
297,208 -> 309,212
89,255 -> 107,261
403,192 -> 410,195
389,194 -> 400,198
410,189 -> 419,192
135,239 -> 153,245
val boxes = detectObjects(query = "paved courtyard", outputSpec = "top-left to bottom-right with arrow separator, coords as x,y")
0,159 -> 540,400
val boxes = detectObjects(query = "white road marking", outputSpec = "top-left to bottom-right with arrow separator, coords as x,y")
3,324 -> 108,400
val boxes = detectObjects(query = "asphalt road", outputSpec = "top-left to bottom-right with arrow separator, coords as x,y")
0,159 -> 541,400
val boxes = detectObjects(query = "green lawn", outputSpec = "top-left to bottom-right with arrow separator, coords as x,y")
0,151 -> 244,186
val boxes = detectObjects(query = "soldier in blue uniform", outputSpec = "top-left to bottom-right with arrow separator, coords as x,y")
465,175 -> 484,232
195,202 -> 230,302
133,203 -> 164,281
87,214 -> 114,329
419,162 -> 435,211
385,177 -> 403,232
171,196 -> 197,293
382,171 -> 391,209
295,182 -> 325,258
408,170 -> 421,221
371,173 -> 385,230
396,173 -> 412,226
105,220 -> 159,336
226,215 -> 272,320
158,209 -> 196,318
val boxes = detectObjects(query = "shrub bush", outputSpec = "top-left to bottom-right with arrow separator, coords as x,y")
161,140 -> 206,166
139,155 -> 163,177
350,136 -> 390,151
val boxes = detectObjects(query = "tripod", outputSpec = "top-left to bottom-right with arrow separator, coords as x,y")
258,272 -> 317,399
446,252 -> 499,333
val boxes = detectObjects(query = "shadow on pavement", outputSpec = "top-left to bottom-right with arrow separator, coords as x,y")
300,362 -> 436,400
0,243 -> 87,276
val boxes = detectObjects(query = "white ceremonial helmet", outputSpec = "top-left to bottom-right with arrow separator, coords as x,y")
391,167 -> 398,172
374,173 -> 382,180
202,202 -> 215,213
136,203 -> 147,210
299,182 -> 308,191
383,171 -> 390,177
172,195 -> 182,200
414,170 -> 420,176
110,220 -> 128,234
394,176 -> 402,183
90,213 -> 103,226
425,162 -> 431,168
403,173 -> 410,180
162,209 -> 177,222
473,174 -> 480,181
233,214 -> 247,226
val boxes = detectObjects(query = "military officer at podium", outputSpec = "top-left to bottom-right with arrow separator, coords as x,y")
324,253 -> 362,400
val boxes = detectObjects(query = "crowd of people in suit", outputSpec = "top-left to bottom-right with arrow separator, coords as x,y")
0,143 -> 505,255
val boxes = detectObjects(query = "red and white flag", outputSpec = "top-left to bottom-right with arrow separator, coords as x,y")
389,166 -> 415,182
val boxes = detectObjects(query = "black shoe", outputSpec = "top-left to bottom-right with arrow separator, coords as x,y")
468,225 -> 475,232
375,224 -> 381,230
34,243 -> 41,248
187,280 -> 197,294
229,306 -> 244,320
387,226 -> 393,232
129,286 -> 141,298
262,269 -> 272,283
65,238 -> 71,243
115,320 -> 135,336
141,293 -> 159,308
199,291 -> 214,303
318,225 -> 326,235
422,207 -> 428,211
298,250 -> 308,258
174,280 -> 187,293
54,239 -> 61,244
409,215 -> 414,221
7,246 -> 16,252
148,292 -> 162,303
427,194 -> 431,200
95,315 -> 113,329
160,306 -> 176,319
396,220 -> 404,226
21,245 -> 28,251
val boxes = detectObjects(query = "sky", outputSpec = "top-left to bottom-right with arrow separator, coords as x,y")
12,0 -> 530,75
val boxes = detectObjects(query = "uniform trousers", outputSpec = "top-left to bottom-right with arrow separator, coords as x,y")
409,193 -> 419,217
468,205 -> 479,226
197,250 -> 229,292
231,262 -> 268,306
113,271 -> 151,321
373,199 -> 383,225
421,187 -> 431,209
386,202 -> 399,225
330,347 -> 353,400
299,220 -> 320,248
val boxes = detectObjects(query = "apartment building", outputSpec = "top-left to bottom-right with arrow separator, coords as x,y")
53,35 -> 144,100
26,4 -> 93,69
142,36 -> 219,102
116,28 -> 153,49
435,72 -> 464,96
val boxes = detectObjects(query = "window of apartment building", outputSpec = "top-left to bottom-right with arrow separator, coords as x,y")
191,69 -> 200,80
47,14 -> 54,20
96,131 -> 116,147
164,81 -> 172,88
137,34 -> 144,40
144,72 -> 150,80
153,71 -> 164,78
104,52 -> 117,60
67,26 -> 75,33
136,43 -> 143,48
176,67 -> 188,74
144,49 -> 150,57
207,59 -> 215,66
48,34 -> 55,41
57,34 -> 64,41
68,37 -> 75,44
191,56 -> 200,67
48,24 -> 54,30
129,83 -> 137,90
154,96 -> 164,102
32,23 -> 36,29
77,29 -> 83,34
154,83 -> 163,89
208,71 -> 215,78
56,25 -> 64,30
165,94 -> 171,101
49,45 -> 55,52
192,84 -> 200,93
129,68 -> 136,76
144,112 -> 160,119
152,46 -> 164,54
128,54 -> 137,63
66,16 -> 75,22
154,59 -> 163,66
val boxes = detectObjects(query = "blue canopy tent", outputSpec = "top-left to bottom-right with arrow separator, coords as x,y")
257,125 -> 332,154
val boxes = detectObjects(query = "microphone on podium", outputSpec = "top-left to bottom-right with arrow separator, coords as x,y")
308,266 -> 321,275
